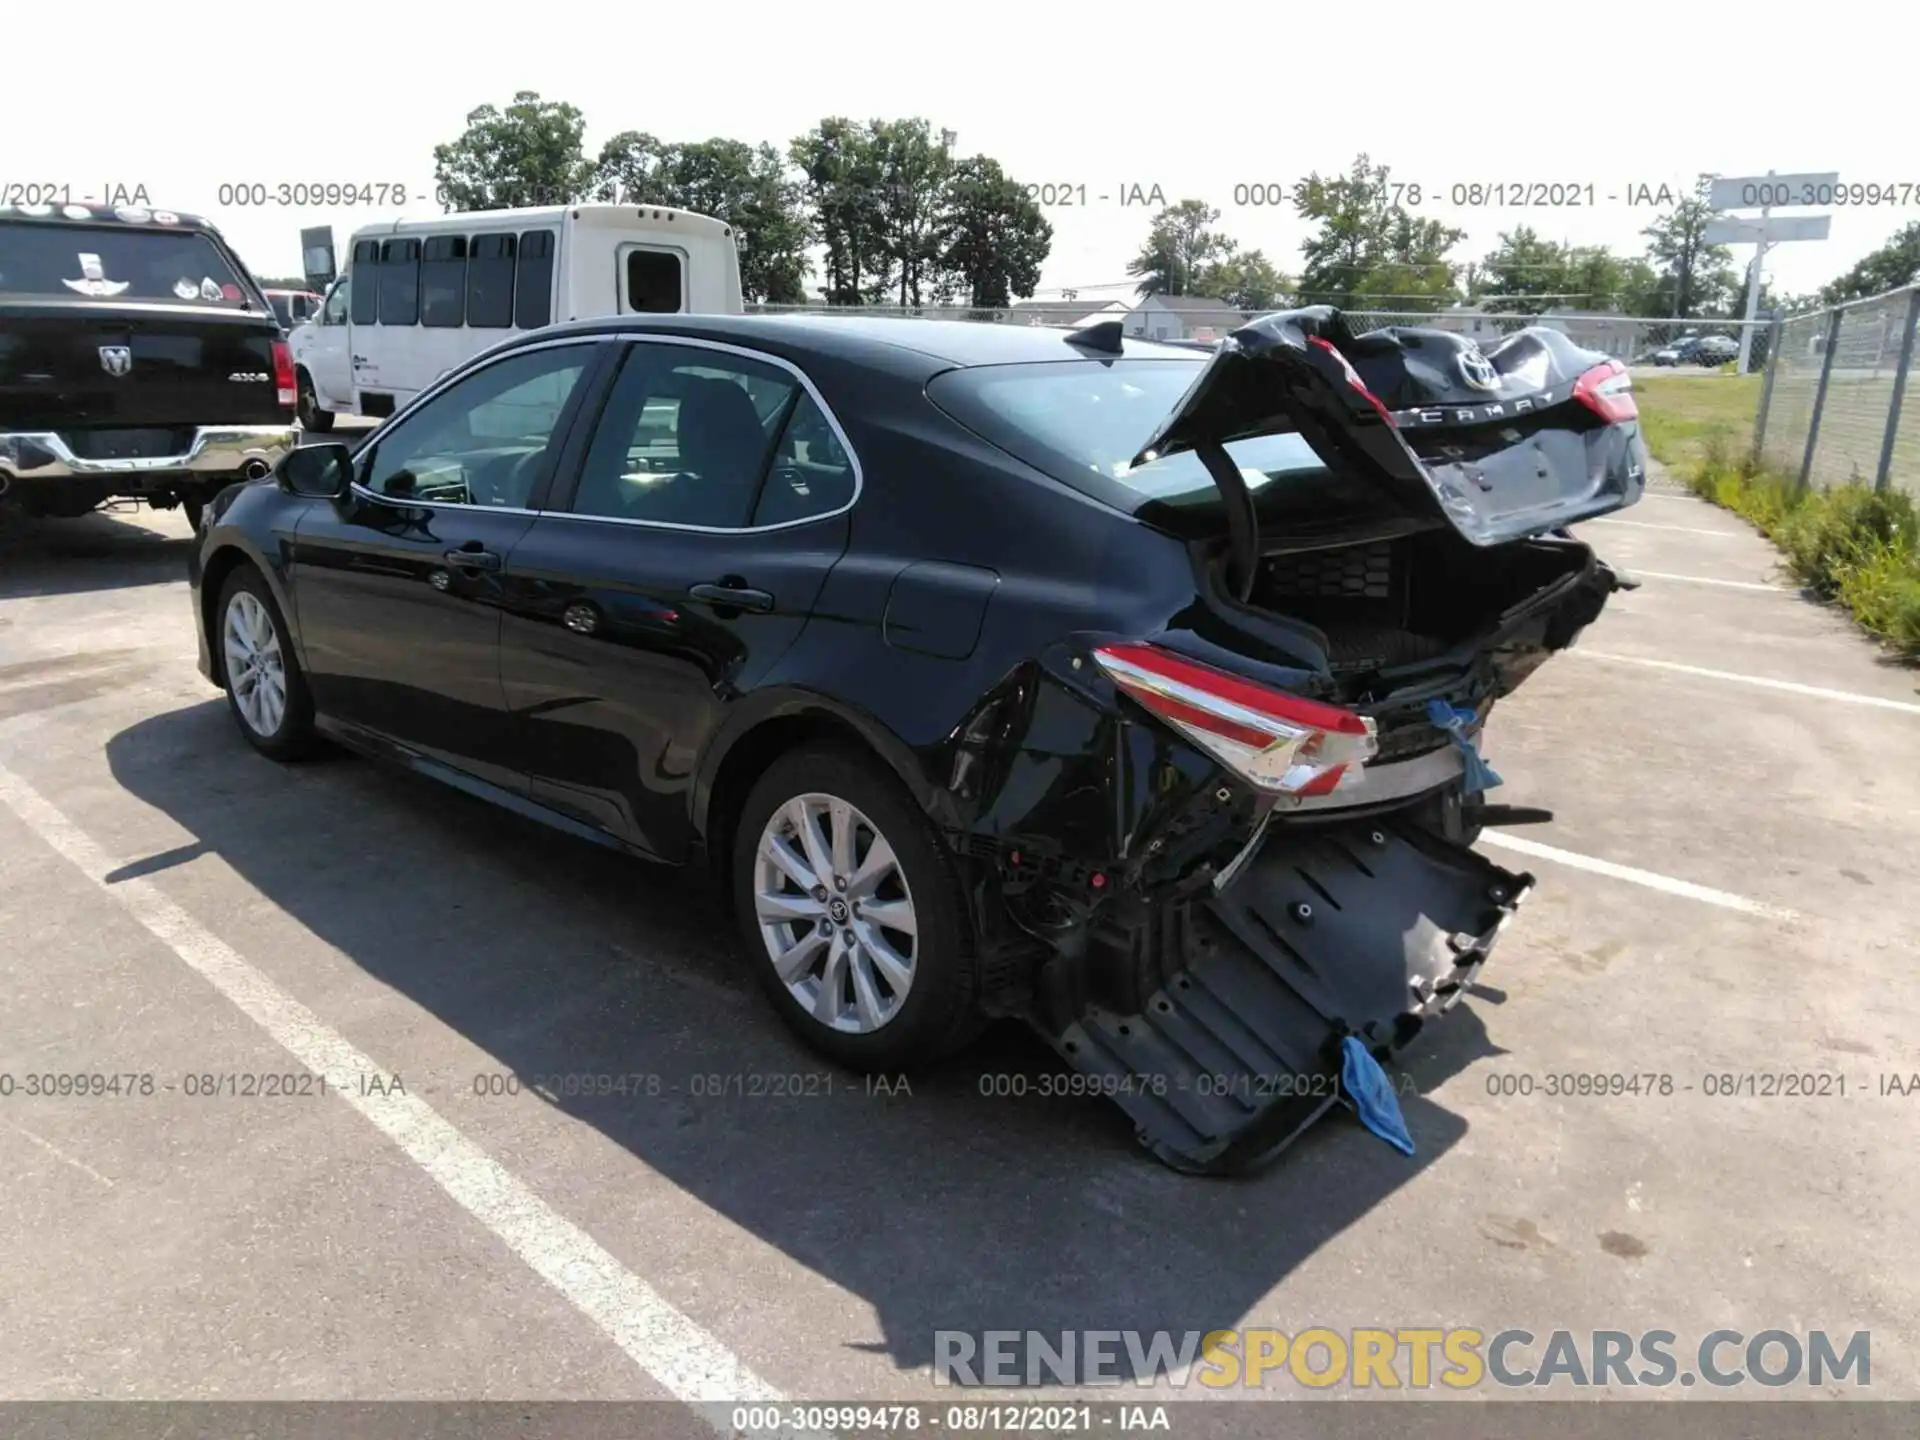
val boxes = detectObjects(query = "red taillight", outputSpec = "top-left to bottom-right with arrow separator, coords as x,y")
1573,359 -> 1637,423
1092,642 -> 1377,797
271,340 -> 296,409
1307,335 -> 1398,427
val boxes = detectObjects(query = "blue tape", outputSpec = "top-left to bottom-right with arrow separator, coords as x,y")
1340,1036 -> 1415,1156
1426,699 -> 1503,796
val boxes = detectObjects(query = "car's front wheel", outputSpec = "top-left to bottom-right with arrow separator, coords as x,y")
218,566 -> 317,760
732,746 -> 981,1071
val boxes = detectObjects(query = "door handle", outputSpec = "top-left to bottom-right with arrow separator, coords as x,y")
688,581 -> 773,613
444,548 -> 501,571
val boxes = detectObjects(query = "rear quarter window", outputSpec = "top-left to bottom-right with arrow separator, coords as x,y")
0,221 -> 257,308
925,359 -> 1330,512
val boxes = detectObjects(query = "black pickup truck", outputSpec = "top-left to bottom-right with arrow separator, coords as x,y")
0,204 -> 296,530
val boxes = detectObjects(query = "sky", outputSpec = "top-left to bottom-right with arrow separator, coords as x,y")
6,0 -> 1915,306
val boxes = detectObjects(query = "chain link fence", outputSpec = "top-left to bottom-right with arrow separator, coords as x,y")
1754,283 -> 1920,496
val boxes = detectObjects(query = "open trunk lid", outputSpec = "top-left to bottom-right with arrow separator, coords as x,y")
1130,306 -> 1646,560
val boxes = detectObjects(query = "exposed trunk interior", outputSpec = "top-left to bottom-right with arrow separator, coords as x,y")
1248,528 -> 1594,687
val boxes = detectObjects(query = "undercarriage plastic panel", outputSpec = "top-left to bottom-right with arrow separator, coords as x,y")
1049,821 -> 1532,1175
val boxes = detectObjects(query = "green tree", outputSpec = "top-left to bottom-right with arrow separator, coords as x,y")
865,119 -> 958,307
1294,154 -> 1461,310
790,118 -> 894,304
1476,227 -> 1570,311
940,156 -> 1052,309
1640,198 -> 1738,318
666,140 -> 810,304
589,130 -> 671,204
1819,220 -> 1920,305
1194,248 -> 1289,310
1127,199 -> 1234,296
432,91 -> 591,211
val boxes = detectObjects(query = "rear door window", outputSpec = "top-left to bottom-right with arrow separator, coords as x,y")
624,249 -> 684,313
0,221 -> 257,308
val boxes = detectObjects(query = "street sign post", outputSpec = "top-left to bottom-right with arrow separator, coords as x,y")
1704,215 -> 1832,245
1707,171 -> 1837,374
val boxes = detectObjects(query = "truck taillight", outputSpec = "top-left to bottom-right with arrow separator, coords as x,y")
1092,642 -> 1377,797
271,340 -> 296,408
1573,359 -> 1637,423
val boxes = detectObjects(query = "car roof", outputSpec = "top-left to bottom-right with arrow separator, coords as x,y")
504,313 -> 1209,375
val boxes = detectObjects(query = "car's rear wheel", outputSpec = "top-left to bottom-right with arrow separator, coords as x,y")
297,370 -> 335,433
732,747 -> 981,1071
218,566 -> 317,760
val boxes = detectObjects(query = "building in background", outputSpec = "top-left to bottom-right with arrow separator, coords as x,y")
1121,294 -> 1249,342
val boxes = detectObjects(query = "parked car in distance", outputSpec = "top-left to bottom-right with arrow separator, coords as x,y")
0,203 -> 296,530
1651,333 -> 1739,367
190,308 -> 1646,1173
287,203 -> 744,433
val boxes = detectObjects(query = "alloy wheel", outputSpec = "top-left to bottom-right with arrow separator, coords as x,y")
752,792 -> 919,1034
222,590 -> 288,737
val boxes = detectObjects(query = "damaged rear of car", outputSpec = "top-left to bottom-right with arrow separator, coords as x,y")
916,307 -> 1645,1172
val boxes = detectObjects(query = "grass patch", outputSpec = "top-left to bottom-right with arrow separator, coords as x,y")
1674,444 -> 1920,658
1635,369 -> 1920,658
1634,372 -> 1762,469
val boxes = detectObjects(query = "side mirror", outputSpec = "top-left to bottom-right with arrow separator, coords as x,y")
277,442 -> 355,500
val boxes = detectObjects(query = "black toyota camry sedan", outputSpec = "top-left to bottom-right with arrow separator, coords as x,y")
189,308 -> 1646,1173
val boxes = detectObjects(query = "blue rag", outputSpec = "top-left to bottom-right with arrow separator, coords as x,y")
1427,699 -> 1503,796
1341,1036 -> 1415,1156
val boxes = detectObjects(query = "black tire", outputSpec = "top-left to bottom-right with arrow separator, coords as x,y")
181,497 -> 205,533
296,370 -> 335,433
215,565 -> 318,761
731,745 -> 982,1072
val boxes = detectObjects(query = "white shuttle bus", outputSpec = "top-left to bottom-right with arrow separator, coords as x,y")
289,204 -> 744,431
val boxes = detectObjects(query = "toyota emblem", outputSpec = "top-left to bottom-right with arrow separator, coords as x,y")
1456,347 -> 1499,391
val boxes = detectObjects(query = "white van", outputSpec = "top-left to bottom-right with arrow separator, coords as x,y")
289,203 -> 744,431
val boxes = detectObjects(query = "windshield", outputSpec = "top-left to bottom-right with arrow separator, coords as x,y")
0,221 -> 258,308
926,359 -> 1329,511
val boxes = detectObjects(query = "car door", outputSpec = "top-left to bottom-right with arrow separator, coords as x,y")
288,338 -> 609,793
303,276 -> 353,407
498,337 -> 858,860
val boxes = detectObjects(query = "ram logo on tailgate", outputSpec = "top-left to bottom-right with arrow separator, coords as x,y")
98,346 -> 132,376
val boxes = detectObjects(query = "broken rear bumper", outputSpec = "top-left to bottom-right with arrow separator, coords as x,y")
1044,820 -> 1532,1175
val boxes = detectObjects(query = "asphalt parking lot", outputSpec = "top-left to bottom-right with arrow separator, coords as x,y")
1,456 -> 1917,1418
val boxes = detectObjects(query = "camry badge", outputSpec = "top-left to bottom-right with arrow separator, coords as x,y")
99,345 -> 132,377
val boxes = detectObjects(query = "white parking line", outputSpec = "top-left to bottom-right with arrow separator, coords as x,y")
1625,570 -> 1789,592
0,760 -> 816,1440
1481,833 -> 1800,921
1585,518 -> 1745,538
1571,651 -> 1920,715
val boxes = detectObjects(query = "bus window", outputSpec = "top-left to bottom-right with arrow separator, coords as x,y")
421,235 -> 467,327
467,233 -> 516,328
515,229 -> 555,329
349,239 -> 381,325
378,238 -> 419,325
